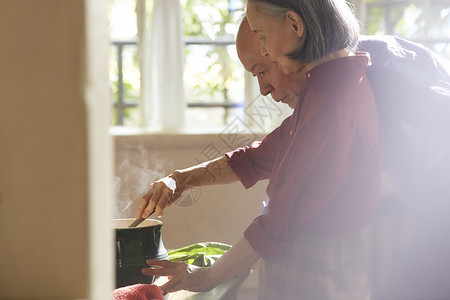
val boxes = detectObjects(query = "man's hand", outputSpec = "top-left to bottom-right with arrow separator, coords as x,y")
136,176 -> 178,218
142,259 -> 216,293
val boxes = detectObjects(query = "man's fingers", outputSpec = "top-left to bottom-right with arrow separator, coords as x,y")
136,177 -> 178,219
136,196 -> 149,218
143,186 -> 164,218
160,278 -> 181,294
151,185 -> 175,217
136,186 -> 154,218
141,266 -> 168,276
154,196 -> 170,217
142,260 -> 184,282
145,259 -> 173,268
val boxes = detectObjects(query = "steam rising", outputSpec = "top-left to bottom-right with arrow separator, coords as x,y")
113,144 -> 171,218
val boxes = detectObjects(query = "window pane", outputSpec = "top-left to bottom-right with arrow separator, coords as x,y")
121,46 -> 140,104
109,43 -> 140,126
108,0 -> 140,127
182,0 -> 245,128
184,44 -> 245,102
109,0 -> 137,40
364,0 -> 450,59
184,43 -> 245,128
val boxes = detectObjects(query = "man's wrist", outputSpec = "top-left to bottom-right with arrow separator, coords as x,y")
170,170 -> 191,193
206,264 -> 226,288
161,175 -> 177,192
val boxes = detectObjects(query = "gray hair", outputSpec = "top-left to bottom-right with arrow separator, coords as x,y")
246,0 -> 360,62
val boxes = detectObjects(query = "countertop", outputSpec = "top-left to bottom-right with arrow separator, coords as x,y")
155,269 -> 251,300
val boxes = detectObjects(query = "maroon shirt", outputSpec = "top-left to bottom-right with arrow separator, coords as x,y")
226,54 -> 381,258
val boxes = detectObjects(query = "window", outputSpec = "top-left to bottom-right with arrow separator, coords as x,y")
109,0 -> 260,130
182,0 -> 246,128
354,0 -> 450,57
109,0 -> 140,126
109,0 -> 450,130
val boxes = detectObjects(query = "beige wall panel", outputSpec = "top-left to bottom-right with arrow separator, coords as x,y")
0,1 -> 90,298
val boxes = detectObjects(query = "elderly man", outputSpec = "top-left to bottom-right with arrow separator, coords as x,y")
133,17 -> 450,299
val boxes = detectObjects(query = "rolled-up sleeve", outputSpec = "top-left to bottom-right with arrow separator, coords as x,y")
226,119 -> 291,189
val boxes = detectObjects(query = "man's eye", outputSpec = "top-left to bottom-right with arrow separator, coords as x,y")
259,71 -> 265,77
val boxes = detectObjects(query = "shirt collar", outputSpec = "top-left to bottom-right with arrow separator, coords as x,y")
289,53 -> 371,133
308,52 -> 371,92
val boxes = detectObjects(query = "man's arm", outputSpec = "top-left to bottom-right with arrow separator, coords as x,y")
136,155 -> 239,218
172,155 -> 240,191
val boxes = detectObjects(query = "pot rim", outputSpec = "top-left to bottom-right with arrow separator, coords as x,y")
111,218 -> 163,229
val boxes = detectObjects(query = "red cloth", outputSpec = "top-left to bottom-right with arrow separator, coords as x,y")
226,54 -> 381,258
113,284 -> 164,300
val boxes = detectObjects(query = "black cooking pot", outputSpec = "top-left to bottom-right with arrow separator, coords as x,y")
112,218 -> 169,288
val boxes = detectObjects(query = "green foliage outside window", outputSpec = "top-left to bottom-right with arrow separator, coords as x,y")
182,0 -> 244,125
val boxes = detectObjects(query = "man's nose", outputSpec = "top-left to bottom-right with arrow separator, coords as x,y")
261,44 -> 269,57
259,81 -> 272,96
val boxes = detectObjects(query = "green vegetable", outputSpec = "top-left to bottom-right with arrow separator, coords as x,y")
168,242 -> 231,267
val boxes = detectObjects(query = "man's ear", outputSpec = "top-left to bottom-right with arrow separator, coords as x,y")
285,10 -> 304,38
